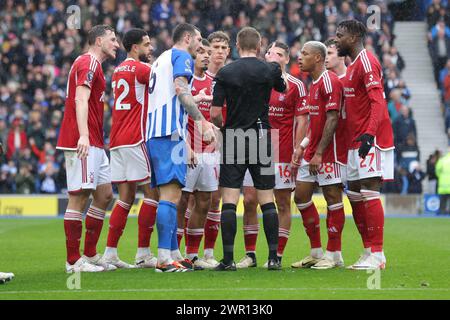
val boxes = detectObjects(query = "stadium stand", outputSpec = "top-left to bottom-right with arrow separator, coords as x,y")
0,0 -> 419,194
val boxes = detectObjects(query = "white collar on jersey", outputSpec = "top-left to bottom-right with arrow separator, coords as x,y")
88,53 -> 101,64
349,48 -> 367,66
193,74 -> 207,81
124,57 -> 136,62
312,70 -> 328,84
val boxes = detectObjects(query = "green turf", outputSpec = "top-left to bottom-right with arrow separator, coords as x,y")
0,217 -> 449,300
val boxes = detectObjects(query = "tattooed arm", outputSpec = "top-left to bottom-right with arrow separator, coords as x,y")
174,77 -> 205,121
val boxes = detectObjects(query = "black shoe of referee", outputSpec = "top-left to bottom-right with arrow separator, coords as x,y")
213,260 -> 237,271
267,258 -> 282,271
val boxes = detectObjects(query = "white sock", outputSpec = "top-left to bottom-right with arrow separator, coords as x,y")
324,250 -> 335,260
204,249 -> 214,259
187,253 -> 198,260
372,252 -> 383,259
158,248 -> 172,265
311,248 -> 323,259
171,249 -> 184,261
136,247 -> 151,258
104,247 -> 117,258
329,250 -> 343,262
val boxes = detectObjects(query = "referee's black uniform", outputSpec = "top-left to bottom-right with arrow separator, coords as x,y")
212,57 -> 286,270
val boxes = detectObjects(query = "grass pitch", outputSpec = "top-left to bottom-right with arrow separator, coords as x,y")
0,216 -> 449,300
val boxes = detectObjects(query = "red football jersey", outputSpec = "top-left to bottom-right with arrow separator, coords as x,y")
304,70 -> 347,164
57,53 -> 106,150
270,74 -> 308,163
188,74 -> 214,153
109,58 -> 151,150
342,49 -> 394,150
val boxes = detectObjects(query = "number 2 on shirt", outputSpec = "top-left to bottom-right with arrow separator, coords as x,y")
112,79 -> 131,110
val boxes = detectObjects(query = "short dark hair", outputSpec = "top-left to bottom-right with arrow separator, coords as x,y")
324,38 -> 337,48
337,20 -> 367,40
122,28 -> 148,52
87,25 -> 115,46
207,31 -> 230,45
172,23 -> 199,44
237,27 -> 261,51
201,38 -> 210,47
268,41 -> 289,56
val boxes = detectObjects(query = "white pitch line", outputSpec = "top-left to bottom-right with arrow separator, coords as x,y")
1,287 -> 450,295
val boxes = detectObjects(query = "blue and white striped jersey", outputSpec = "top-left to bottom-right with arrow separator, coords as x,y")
146,48 -> 194,140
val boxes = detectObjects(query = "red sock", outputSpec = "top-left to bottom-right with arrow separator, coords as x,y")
204,210 -> 221,250
107,200 -> 131,248
361,190 -> 384,253
297,201 -> 321,249
84,206 -> 105,258
64,210 -> 83,265
243,224 -> 259,253
277,228 -> 290,257
138,199 -> 158,248
177,228 -> 184,248
326,203 -> 345,252
186,228 -> 204,256
347,191 -> 371,249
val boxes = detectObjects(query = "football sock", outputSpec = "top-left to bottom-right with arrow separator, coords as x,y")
297,201 -> 322,249
347,191 -> 371,249
84,205 -> 105,258
277,227 -> 290,257
261,202 -> 279,260
326,202 -> 345,252
177,228 -> 184,248
64,210 -> 83,265
156,200 -> 177,251
107,200 -> 131,248
136,247 -> 150,258
243,224 -> 259,253
138,198 -> 158,248
204,210 -> 221,252
186,228 -> 204,260
361,189 -> 384,253
221,203 -> 237,265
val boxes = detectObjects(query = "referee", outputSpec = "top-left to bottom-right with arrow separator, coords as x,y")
211,27 -> 286,271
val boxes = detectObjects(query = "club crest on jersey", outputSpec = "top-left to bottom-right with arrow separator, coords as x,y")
278,94 -> 285,101
185,59 -> 191,72
314,90 -> 319,100
87,70 -> 94,83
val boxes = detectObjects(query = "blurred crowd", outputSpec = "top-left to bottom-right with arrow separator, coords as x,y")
0,0 -> 425,194
426,0 -> 450,147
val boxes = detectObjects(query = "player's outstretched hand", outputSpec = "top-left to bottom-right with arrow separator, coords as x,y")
187,146 -> 198,169
309,153 -> 322,176
200,120 -> 218,145
291,147 -> 304,179
356,134 -> 374,159
77,135 -> 90,159
194,88 -> 213,103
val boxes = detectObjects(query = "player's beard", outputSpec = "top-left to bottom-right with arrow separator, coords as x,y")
201,65 -> 208,72
139,53 -> 150,63
337,46 -> 348,57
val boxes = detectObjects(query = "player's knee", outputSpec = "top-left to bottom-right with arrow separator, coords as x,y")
276,199 -> 290,216
244,197 -> 257,213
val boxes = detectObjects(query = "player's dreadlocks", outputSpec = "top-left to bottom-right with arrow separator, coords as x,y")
337,20 -> 367,41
